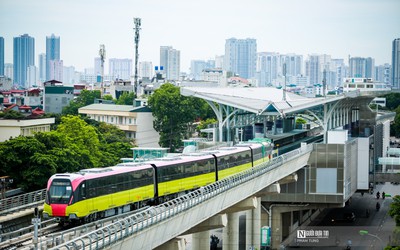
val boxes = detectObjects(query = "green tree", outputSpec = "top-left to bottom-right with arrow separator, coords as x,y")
389,195 -> 400,226
115,92 -> 135,105
56,115 -> 102,167
196,118 -> 217,137
148,83 -> 199,152
0,109 -> 25,119
62,89 -> 101,115
0,136 -> 50,190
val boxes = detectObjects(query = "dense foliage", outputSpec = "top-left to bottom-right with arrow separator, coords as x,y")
62,89 -> 101,115
384,93 -> 400,137
148,83 -> 215,152
0,115 -> 133,190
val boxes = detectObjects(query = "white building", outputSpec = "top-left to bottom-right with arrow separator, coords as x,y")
26,65 -> 37,87
139,61 -> 153,79
78,104 -> 160,147
38,53 -> 46,83
160,46 -> 180,81
256,52 -> 280,87
0,118 -> 54,142
49,60 -> 63,82
4,63 -> 13,81
109,58 -> 132,80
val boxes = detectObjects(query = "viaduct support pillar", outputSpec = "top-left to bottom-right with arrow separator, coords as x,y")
223,212 -> 239,250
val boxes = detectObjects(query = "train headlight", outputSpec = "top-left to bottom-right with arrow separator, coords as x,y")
69,213 -> 78,219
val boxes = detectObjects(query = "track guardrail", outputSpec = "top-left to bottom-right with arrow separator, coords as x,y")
52,144 -> 312,250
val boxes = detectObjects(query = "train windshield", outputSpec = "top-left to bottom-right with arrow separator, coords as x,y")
49,179 -> 72,204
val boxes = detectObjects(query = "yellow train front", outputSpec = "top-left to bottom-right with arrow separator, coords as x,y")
43,142 -> 272,223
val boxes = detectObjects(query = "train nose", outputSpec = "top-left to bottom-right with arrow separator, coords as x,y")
50,204 -> 68,217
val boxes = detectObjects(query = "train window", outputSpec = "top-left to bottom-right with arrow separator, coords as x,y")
49,179 -> 72,204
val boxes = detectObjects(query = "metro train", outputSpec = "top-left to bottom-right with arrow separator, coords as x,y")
43,142 -> 273,224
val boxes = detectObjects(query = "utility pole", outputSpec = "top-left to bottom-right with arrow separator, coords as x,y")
283,63 -> 287,101
99,44 -> 106,98
133,17 -> 141,98
323,68 -> 327,97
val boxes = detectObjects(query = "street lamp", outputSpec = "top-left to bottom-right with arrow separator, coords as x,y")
359,230 -> 384,249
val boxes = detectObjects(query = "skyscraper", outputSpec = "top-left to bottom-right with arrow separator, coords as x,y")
159,46 -> 180,81
349,57 -> 374,78
306,55 -> 320,86
13,34 -> 35,87
46,34 -> 60,81
0,37 -> 4,76
38,53 -> 46,83
139,61 -> 153,79
280,53 -> 303,77
109,58 -> 132,80
224,38 -> 257,79
256,52 -> 279,87
392,38 -> 400,89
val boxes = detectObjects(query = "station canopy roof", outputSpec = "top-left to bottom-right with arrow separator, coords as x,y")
180,87 -> 345,116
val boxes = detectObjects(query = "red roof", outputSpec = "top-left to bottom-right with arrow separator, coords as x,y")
28,88 -> 41,93
32,107 -> 45,115
19,105 -> 32,110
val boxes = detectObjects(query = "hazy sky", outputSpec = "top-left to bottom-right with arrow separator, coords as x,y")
1,0 -> 399,73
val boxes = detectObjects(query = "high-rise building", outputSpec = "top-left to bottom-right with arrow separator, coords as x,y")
49,60 -> 63,82
159,46 -> 180,81
38,53 -> 46,83
13,34 -> 35,87
109,58 -> 132,80
224,38 -> 257,79
349,57 -> 374,78
0,37 -> 4,76
331,59 -> 346,87
190,60 -> 215,80
375,63 -> 391,85
4,63 -> 13,80
280,53 -> 303,77
27,65 -> 37,87
256,52 -> 280,87
94,57 -> 102,76
139,61 -> 153,79
392,38 -> 400,89
305,54 -> 320,86
63,65 -> 77,84
46,34 -> 60,81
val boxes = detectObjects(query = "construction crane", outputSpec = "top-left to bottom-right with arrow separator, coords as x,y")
133,17 -> 141,97
99,44 -> 106,98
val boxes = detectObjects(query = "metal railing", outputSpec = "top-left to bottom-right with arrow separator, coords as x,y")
0,189 -> 46,216
52,144 -> 312,250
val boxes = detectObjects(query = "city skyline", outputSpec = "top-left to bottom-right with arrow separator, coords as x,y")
1,0 -> 400,73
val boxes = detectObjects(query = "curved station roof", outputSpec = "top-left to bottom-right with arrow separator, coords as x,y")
180,86 -> 374,117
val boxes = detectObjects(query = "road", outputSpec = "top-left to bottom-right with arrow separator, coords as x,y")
285,182 -> 398,249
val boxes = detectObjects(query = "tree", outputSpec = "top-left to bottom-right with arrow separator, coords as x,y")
0,136 -> 49,190
62,89 -> 101,115
389,195 -> 400,226
115,92 -> 135,105
196,118 -> 217,138
148,83 -> 199,152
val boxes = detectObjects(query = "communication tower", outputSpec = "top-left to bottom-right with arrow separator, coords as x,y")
99,44 -> 106,97
133,18 -> 141,97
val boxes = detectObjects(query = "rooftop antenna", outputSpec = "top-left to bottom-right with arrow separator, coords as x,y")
99,44 -> 106,98
133,17 -> 141,99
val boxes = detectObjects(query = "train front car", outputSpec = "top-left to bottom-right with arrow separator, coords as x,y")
43,173 -> 83,223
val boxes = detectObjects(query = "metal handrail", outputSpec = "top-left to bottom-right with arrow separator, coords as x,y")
0,189 -> 46,216
52,144 -> 312,249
